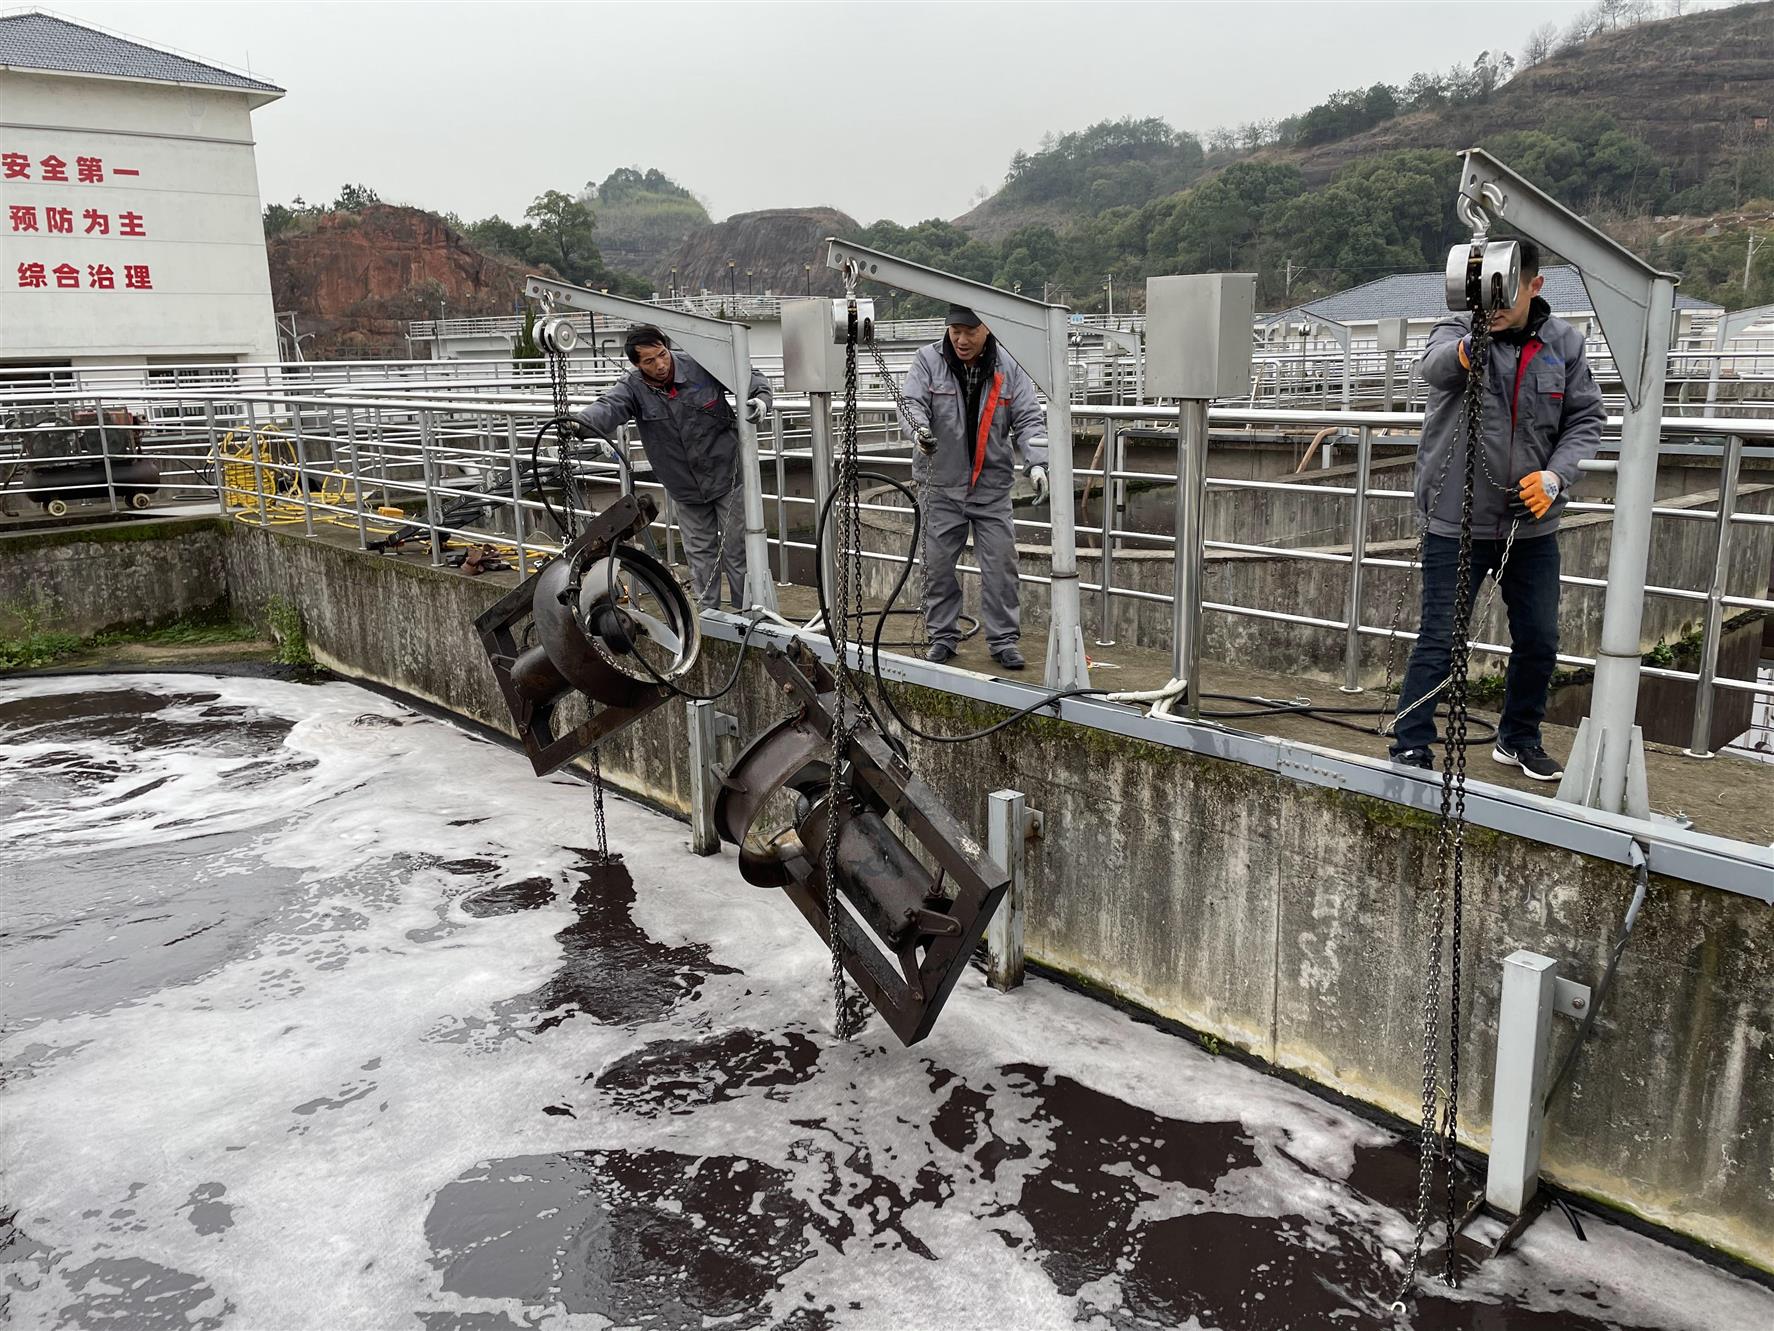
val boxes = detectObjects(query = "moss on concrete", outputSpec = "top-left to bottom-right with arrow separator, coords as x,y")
0,603 -> 261,672
0,514 -> 226,550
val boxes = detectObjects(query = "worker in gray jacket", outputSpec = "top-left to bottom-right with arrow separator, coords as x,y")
1392,240 -> 1606,781
574,325 -> 772,609
899,305 -> 1049,671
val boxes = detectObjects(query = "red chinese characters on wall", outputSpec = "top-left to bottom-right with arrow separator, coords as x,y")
2,150 -> 154,291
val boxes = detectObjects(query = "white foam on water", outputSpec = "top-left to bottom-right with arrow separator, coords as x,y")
1,672 -> 1768,1331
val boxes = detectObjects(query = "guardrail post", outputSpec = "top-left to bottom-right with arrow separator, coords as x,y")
1487,951 -> 1559,1214
688,700 -> 738,855
1095,426 -> 1119,647
504,414 -> 528,576
772,408 -> 789,584
1686,432 -> 1744,757
289,402 -> 315,536
93,396 -> 120,513
985,789 -> 1029,992
807,391 -> 838,608
419,409 -> 443,566
1172,400 -> 1209,720
205,398 -> 225,515
245,399 -> 269,527
345,405 -> 368,549
1341,424 -> 1373,693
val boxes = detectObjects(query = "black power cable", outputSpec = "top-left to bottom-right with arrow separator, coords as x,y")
812,470 -> 1501,748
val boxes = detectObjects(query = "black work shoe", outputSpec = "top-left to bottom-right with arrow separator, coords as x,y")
991,646 -> 1026,671
1494,742 -> 1563,782
1391,747 -> 1434,772
925,642 -> 957,664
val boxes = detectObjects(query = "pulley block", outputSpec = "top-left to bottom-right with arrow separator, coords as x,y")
1444,239 -> 1521,315
713,641 -> 1009,1046
535,313 -> 580,355
475,493 -> 700,774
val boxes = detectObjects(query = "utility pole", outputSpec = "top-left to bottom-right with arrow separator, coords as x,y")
1745,233 -> 1766,293
1105,272 -> 1114,320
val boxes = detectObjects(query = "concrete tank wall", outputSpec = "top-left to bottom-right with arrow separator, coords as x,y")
3,516 -> 1769,1272
0,516 -> 228,637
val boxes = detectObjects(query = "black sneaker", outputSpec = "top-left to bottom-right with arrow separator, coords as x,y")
1493,742 -> 1563,782
991,646 -> 1026,671
925,642 -> 957,664
1392,747 -> 1435,772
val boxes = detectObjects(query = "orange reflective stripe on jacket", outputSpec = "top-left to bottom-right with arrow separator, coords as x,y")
969,372 -> 1004,488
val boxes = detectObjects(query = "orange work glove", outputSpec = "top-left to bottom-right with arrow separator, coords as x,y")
1510,470 -> 1562,521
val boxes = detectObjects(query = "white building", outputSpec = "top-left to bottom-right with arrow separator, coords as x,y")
0,10 -> 284,377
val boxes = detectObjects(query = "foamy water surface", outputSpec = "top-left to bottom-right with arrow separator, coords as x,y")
1,673 -> 1768,1330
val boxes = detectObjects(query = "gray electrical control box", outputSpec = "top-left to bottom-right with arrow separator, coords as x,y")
1376,317 -> 1409,353
1144,273 -> 1257,400
780,298 -> 846,393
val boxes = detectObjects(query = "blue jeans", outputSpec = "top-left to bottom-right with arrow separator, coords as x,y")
1392,532 -> 1560,755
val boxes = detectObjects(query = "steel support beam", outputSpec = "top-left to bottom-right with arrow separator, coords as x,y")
823,238 -> 1090,690
524,274 -> 778,612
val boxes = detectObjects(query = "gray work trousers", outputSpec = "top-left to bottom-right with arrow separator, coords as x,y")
921,485 -> 1020,651
673,480 -> 747,609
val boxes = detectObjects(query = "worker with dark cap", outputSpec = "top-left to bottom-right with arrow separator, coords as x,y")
574,325 -> 771,609
898,305 -> 1049,670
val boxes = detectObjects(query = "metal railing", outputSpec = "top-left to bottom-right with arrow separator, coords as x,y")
4,372 -> 1772,785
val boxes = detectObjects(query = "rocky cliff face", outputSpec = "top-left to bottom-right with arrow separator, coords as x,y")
664,208 -> 860,298
268,205 -> 536,359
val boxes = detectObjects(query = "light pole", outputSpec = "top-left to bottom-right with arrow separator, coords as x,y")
1105,272 -> 1114,320
727,260 -> 736,298
746,268 -> 754,296
803,264 -> 811,295
670,267 -> 677,298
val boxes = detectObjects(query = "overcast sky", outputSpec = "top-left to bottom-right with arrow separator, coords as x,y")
51,1 -> 1696,225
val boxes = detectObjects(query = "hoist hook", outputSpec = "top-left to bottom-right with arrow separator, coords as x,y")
839,259 -> 861,301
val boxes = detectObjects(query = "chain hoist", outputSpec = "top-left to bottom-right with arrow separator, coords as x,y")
1394,227 -> 1525,1300
820,267 -> 869,1040
536,300 -> 617,862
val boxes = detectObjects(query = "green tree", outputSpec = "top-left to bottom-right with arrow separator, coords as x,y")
333,182 -> 380,212
263,202 -> 297,238
525,189 -> 602,283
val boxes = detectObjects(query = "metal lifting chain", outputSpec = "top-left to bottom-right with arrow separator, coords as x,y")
544,317 -> 584,539
541,304 -> 614,855
822,280 -> 866,1041
1396,313 -> 1491,1303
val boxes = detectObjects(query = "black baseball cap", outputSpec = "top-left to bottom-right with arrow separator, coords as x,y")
945,304 -> 982,328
